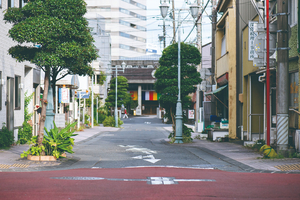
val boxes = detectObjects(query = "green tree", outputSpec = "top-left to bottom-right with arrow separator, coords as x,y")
154,42 -> 202,135
105,76 -> 131,110
4,0 -> 98,149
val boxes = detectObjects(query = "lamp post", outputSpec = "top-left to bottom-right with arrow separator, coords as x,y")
114,62 -> 126,127
160,2 -> 199,143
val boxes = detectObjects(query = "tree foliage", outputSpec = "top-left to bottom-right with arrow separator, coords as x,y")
4,0 -> 98,148
105,76 -> 131,108
154,42 -> 202,132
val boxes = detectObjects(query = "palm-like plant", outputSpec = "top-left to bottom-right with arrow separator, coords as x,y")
44,121 -> 78,158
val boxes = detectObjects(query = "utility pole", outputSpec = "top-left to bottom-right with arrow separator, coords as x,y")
195,0 -> 202,133
172,0 -> 176,43
276,0 -> 289,151
211,0 -> 216,84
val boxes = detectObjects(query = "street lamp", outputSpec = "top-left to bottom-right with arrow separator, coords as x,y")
160,2 -> 200,143
114,61 -> 126,127
159,2 -> 169,48
189,3 -> 199,19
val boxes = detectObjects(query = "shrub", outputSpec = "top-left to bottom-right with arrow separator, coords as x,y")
103,116 -> 123,127
168,124 -> 193,143
0,123 -> 14,148
21,121 -> 78,159
17,122 -> 33,144
17,92 -> 33,144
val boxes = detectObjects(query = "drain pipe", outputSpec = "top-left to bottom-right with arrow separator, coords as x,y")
258,73 -> 266,142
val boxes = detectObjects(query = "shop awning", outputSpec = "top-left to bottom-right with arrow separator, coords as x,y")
205,85 -> 228,109
205,85 -> 227,96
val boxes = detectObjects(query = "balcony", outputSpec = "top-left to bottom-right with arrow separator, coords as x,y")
216,52 -> 229,78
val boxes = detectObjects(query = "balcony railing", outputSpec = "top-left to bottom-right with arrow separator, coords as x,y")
216,52 -> 229,78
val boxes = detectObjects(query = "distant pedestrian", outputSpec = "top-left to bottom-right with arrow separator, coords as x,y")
123,108 -> 128,118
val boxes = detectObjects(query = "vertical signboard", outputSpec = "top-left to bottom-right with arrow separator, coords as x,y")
248,21 -> 258,61
59,88 -> 70,103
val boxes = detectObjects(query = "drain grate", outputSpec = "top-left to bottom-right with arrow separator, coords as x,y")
0,163 -> 30,169
275,163 -> 300,171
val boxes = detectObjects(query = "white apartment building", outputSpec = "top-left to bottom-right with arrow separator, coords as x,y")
85,0 -> 147,60
86,16 -> 111,101
0,0 -> 41,139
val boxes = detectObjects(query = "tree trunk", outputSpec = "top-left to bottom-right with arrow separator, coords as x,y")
37,67 -> 50,153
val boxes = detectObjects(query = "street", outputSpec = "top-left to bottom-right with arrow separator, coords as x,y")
70,116 -> 242,171
1,116 -> 300,200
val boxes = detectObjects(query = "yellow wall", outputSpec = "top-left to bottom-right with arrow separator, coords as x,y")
215,1 -> 237,139
242,16 -> 264,136
227,8 -> 237,139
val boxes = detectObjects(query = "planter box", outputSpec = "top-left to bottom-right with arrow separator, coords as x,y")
27,155 -> 56,161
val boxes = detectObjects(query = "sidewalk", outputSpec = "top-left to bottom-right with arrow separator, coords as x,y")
163,125 -> 300,173
0,125 -> 120,171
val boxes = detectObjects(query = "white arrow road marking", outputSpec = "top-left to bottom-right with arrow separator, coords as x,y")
119,145 -> 160,163
126,147 -> 157,155
119,145 -> 157,154
143,155 -> 161,164
132,155 -> 161,164
132,155 -> 143,159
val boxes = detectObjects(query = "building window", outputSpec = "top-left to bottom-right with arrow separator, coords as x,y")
120,32 -> 146,43
119,44 -> 146,53
15,75 -> 21,110
8,0 -> 14,8
119,20 -> 146,31
0,0 -> 2,8
121,0 -> 146,10
19,0 -> 24,8
119,7 -> 146,21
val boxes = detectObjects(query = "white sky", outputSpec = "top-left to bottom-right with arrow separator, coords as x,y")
146,0 -> 212,54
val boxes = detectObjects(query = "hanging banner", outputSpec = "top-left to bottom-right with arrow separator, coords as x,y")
248,21 -> 258,61
59,88 -> 70,103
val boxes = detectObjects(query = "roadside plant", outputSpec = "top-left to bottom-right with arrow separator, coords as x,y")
21,121 -> 78,159
17,92 -> 33,144
0,123 -> 14,148
103,116 -> 123,128
44,121 -> 78,158
168,124 -> 193,143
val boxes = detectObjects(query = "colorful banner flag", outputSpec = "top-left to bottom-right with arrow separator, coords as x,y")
130,91 -> 160,101
130,91 -> 138,100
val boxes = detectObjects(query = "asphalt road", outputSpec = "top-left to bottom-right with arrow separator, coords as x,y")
69,116 -> 242,171
1,116 -> 300,199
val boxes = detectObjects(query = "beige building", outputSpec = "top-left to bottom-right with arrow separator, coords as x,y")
214,0 -> 237,139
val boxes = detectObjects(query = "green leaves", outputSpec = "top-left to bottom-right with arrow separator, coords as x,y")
44,121 -> 78,157
4,0 -> 98,76
155,42 -> 202,126
105,76 -> 131,108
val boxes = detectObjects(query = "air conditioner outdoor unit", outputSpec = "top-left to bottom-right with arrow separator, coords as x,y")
295,130 -> 300,152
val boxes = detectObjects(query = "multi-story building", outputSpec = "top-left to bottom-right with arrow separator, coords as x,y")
213,0 -> 237,139
0,0 -> 41,139
86,15 -> 111,102
85,0 -> 147,60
